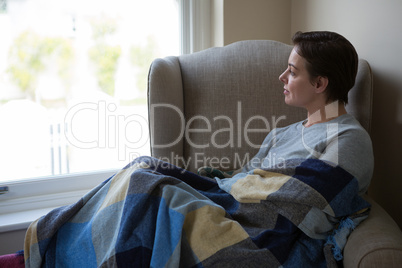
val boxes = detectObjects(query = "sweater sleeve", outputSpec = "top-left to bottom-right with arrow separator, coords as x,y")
319,125 -> 374,195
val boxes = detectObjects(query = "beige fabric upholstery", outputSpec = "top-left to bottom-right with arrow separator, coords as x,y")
345,60 -> 373,133
149,40 -> 306,172
148,56 -> 184,163
147,40 -> 402,267
344,195 -> 402,267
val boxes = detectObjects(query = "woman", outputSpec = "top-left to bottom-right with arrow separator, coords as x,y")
238,31 -> 374,195
24,32 -> 373,268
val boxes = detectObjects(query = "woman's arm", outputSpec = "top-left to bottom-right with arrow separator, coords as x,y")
319,127 -> 374,194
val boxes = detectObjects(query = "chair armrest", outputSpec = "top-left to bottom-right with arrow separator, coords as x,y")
148,56 -> 185,161
343,195 -> 402,267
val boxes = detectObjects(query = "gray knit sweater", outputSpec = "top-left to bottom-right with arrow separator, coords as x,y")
240,114 -> 374,195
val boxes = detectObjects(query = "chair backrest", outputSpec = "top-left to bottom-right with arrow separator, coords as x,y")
148,40 -> 373,172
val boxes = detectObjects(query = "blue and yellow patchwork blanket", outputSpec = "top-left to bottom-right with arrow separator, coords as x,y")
24,156 -> 370,267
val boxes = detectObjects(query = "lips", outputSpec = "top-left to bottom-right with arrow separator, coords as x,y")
283,89 -> 290,95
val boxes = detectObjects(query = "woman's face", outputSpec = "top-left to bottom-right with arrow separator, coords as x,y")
279,48 -> 322,111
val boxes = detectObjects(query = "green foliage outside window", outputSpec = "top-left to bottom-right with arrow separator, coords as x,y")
88,44 -> 121,96
7,31 -> 74,100
7,15 -> 162,102
88,16 -> 121,97
129,36 -> 159,94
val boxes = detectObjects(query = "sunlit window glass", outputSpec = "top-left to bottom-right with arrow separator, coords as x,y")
0,0 -> 179,182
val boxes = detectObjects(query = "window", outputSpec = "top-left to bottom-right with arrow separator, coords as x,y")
0,0 -> 6,14
0,0 -> 180,230
0,0 -> 179,184
0,0 -> 212,232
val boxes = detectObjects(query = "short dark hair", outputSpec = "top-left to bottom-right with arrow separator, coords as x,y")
291,31 -> 358,104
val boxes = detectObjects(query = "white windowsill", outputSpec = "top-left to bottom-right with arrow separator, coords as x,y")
0,207 -> 59,233
0,169 -> 117,233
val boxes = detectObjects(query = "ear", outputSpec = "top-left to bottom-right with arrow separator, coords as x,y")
314,76 -> 329,94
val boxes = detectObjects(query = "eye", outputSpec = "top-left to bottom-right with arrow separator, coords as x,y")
288,68 -> 295,76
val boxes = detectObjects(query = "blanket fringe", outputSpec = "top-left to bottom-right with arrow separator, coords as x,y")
325,210 -> 370,262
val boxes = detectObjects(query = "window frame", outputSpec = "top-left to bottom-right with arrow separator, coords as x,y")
180,0 -> 211,54
0,0 -> 212,233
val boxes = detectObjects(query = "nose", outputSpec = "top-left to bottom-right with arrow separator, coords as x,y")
279,69 -> 287,84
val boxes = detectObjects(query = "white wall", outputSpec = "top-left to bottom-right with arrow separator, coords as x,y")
212,0 -> 291,46
291,0 -> 402,229
0,229 -> 26,255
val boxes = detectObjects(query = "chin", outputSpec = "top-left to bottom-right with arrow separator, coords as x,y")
284,98 -> 293,106
285,99 -> 303,109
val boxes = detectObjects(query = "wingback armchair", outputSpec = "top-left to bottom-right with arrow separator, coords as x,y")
147,40 -> 402,267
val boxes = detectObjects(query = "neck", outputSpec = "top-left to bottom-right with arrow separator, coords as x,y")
304,101 -> 347,127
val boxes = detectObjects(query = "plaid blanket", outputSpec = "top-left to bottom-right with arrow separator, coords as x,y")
24,156 -> 370,267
